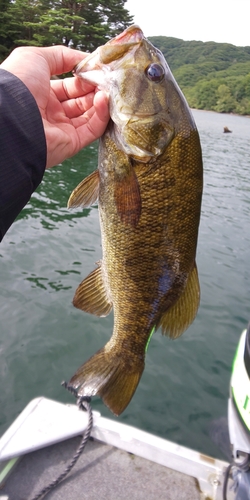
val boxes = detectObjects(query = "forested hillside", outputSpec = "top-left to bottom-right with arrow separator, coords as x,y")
1,2 -> 249,115
0,0 -> 133,59
149,36 -> 250,115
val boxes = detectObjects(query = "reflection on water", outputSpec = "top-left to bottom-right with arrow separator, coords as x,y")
0,111 -> 249,459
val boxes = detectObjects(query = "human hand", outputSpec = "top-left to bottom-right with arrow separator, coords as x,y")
1,46 -> 110,168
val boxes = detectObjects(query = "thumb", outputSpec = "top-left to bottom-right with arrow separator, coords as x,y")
39,46 -> 87,77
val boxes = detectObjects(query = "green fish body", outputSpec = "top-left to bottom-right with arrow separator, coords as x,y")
66,25 -> 203,415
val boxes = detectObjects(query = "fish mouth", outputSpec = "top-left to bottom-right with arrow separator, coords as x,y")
108,25 -> 144,45
74,25 -> 144,76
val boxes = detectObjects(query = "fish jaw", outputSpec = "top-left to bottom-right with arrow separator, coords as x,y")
74,25 -> 143,74
74,26 -> 143,86
107,24 -> 144,45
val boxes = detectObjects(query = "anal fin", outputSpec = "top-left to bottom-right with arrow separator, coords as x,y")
68,170 -> 99,208
159,262 -> 200,339
73,263 -> 112,317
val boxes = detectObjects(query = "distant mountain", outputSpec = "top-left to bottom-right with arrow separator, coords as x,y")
149,36 -> 250,115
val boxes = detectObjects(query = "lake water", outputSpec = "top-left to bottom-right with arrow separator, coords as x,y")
0,109 -> 249,460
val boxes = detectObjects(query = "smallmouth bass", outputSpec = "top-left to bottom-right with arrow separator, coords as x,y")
66,25 -> 203,415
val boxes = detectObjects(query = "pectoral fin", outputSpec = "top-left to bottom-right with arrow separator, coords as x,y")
99,132 -> 141,227
68,170 -> 99,208
114,162 -> 141,227
159,263 -> 200,339
73,263 -> 112,317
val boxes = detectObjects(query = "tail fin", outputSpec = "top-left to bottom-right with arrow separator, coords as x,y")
65,347 -> 145,415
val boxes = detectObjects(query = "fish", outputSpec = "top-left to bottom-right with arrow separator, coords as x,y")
65,25 -> 203,415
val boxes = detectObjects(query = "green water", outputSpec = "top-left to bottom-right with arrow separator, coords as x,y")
0,109 -> 249,460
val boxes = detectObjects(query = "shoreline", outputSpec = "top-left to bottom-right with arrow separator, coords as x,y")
191,108 -> 250,118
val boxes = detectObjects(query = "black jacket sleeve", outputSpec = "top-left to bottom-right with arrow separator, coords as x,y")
0,68 -> 47,241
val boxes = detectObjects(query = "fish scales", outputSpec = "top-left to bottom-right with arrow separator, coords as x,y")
66,25 -> 203,415
99,132 -> 201,334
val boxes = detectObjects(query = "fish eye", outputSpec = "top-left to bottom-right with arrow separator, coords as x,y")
145,63 -> 165,82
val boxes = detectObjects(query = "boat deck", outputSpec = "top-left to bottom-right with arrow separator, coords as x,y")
0,397 -> 233,500
0,436 -> 202,500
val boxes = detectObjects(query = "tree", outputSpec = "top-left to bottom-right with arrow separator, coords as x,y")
187,80 -> 218,110
5,0 -> 49,46
0,0 -> 134,60
0,0 -> 16,59
215,84 -> 237,113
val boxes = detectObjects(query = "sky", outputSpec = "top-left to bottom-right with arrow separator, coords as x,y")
125,0 -> 250,47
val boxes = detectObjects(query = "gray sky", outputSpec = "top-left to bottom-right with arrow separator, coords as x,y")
125,0 -> 250,47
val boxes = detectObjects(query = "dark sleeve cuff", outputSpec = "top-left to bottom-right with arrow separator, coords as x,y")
0,68 -> 47,240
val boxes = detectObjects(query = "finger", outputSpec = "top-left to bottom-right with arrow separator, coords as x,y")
51,75 -> 96,101
61,93 -> 95,119
70,107 -> 95,129
93,90 -> 110,123
41,46 -> 89,77
74,91 -> 110,147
